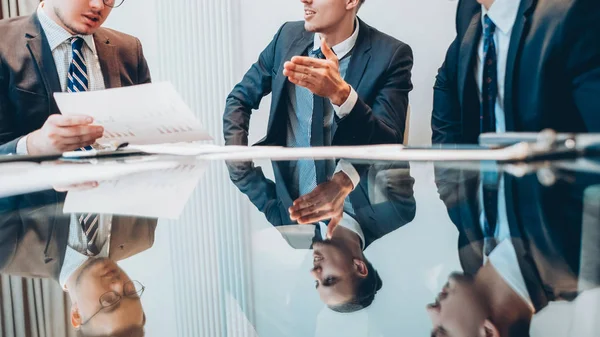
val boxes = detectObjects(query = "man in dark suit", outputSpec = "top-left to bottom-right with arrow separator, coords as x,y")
432,0 -> 600,145
241,161 -> 417,312
429,167 -> 600,336
224,0 -> 413,227
0,190 -> 157,336
0,0 -> 151,156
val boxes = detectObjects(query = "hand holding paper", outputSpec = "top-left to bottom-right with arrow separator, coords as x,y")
54,82 -> 213,149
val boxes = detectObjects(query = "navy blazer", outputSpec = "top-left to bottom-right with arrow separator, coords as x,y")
435,166 -> 600,312
223,18 -> 413,148
432,0 -> 600,144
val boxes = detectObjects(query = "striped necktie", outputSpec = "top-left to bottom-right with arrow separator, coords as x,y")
68,37 -> 89,93
68,37 -> 99,256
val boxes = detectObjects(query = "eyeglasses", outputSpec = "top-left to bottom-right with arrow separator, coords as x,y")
81,280 -> 145,325
103,0 -> 126,8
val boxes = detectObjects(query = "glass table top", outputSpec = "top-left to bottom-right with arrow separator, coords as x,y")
0,146 -> 599,337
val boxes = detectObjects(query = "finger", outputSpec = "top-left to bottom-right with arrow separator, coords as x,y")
55,125 -> 104,138
283,67 -> 320,83
48,114 -> 94,127
284,63 -> 320,77
320,38 -> 337,62
326,215 -> 342,239
62,133 -> 102,146
298,210 -> 334,224
54,181 -> 99,192
290,204 -> 320,220
287,76 -> 317,91
290,56 -> 328,68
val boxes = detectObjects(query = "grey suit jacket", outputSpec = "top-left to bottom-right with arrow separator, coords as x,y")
0,13 -> 152,155
0,191 -> 158,282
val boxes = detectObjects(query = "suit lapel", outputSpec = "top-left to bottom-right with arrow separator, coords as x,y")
94,30 -> 122,89
267,31 -> 312,141
25,14 -> 62,116
458,11 -> 482,111
344,18 -> 372,92
504,0 -> 536,131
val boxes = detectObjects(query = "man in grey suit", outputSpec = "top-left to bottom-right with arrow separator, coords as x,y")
0,0 -> 151,156
0,190 -> 156,336
224,0 -> 413,228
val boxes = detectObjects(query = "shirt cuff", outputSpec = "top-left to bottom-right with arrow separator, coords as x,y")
16,135 -> 29,155
334,159 -> 360,190
332,86 -> 358,119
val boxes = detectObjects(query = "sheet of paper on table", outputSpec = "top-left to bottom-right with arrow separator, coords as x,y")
54,82 -> 213,147
63,162 -> 208,219
0,160 -> 180,198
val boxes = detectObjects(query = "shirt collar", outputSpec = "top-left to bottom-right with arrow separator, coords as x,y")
481,0 -> 521,35
313,18 -> 360,60
37,3 -> 97,53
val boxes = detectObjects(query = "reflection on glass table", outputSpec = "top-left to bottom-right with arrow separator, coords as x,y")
0,152 -> 598,337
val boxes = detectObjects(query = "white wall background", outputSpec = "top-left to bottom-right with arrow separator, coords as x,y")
103,1 -> 598,337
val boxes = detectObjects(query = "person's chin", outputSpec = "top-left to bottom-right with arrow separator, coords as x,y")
304,21 -> 319,33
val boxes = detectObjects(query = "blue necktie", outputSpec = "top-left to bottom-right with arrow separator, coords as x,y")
296,48 -> 327,197
481,15 -> 497,134
481,16 -> 499,255
68,37 -> 99,256
67,37 -> 89,93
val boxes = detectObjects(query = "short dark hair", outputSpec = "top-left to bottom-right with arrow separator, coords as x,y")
328,259 -> 382,313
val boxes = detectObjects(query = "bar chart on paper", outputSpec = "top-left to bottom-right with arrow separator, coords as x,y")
54,82 -> 214,146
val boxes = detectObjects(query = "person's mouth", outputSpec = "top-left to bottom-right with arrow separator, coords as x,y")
304,8 -> 316,19
82,13 -> 101,25
313,251 -> 324,262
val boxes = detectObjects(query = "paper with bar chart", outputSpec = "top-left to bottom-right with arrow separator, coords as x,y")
54,82 -> 213,146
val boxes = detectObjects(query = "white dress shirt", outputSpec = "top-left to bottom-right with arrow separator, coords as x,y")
59,214 -> 112,290
16,3 -> 106,155
318,212 -> 366,250
313,20 -> 361,188
475,0 -> 521,133
488,239 -> 535,311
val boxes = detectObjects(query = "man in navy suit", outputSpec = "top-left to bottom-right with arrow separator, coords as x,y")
432,0 -> 600,145
223,0 -> 413,228
430,166 -> 600,336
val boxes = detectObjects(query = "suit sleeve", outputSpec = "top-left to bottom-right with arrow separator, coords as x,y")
431,37 -> 462,144
223,25 -> 288,226
333,43 -> 413,145
565,0 -> 600,132
227,161 -> 286,226
223,24 -> 285,146
135,38 -> 152,85
0,56 -> 20,155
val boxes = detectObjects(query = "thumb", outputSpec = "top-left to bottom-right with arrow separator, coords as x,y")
321,38 -> 337,61
326,214 -> 342,240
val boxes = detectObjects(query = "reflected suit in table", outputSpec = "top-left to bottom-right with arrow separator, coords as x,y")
436,167 -> 600,312
0,191 -> 157,282
233,162 -> 417,249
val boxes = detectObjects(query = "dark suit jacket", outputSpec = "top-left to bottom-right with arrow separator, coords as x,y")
435,166 -> 600,312
0,13 -> 151,155
0,191 -> 158,281
432,0 -> 600,144
235,161 -> 417,249
223,18 -> 413,148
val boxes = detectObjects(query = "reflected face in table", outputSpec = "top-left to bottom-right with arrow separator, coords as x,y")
426,273 -> 489,337
69,258 -> 145,335
311,241 -> 367,307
